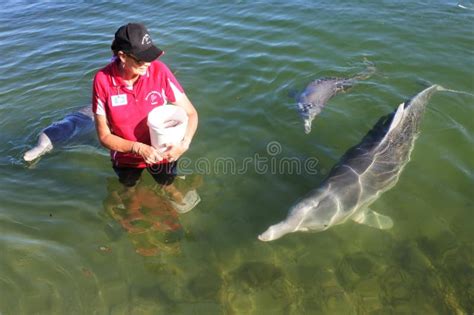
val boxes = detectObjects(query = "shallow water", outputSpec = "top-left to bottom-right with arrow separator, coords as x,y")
0,1 -> 473,314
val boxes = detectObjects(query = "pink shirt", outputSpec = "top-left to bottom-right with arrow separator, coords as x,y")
92,60 -> 184,167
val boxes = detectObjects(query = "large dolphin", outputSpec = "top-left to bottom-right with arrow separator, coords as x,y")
297,64 -> 375,134
260,85 -> 444,242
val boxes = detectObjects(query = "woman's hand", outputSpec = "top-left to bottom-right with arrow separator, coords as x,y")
132,142 -> 163,164
95,115 -> 162,165
162,141 -> 189,162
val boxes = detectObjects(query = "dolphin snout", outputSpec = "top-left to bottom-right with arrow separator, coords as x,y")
258,222 -> 293,242
258,233 -> 272,242
258,227 -> 276,241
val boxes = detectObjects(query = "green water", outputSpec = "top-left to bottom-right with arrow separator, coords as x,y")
1,1 -> 473,314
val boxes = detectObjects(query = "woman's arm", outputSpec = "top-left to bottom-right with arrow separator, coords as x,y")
95,114 -> 161,164
163,95 -> 198,161
176,94 -> 198,148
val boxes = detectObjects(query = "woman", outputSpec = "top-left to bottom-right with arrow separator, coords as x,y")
92,23 -> 198,187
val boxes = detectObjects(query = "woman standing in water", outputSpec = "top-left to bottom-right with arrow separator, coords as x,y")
92,22 -> 198,189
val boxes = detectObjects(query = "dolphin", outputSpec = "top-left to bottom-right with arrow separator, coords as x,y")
23,106 -> 94,161
259,85 -> 444,242
297,63 -> 375,134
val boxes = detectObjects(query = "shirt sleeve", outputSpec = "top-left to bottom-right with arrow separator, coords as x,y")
160,62 -> 185,103
92,72 -> 107,116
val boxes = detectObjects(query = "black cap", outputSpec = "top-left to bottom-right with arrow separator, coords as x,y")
111,23 -> 163,62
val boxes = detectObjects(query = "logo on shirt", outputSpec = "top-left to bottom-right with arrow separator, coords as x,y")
145,91 -> 163,105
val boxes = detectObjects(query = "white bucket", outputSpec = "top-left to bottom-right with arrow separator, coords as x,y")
147,105 -> 188,152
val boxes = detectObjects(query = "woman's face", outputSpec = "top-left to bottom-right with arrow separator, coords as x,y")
119,52 -> 151,77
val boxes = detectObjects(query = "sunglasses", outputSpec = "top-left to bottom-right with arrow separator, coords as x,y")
126,53 -> 146,65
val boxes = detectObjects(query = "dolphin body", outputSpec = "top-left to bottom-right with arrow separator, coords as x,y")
260,85 -> 444,242
297,65 -> 375,134
23,106 -> 94,162
297,78 -> 352,134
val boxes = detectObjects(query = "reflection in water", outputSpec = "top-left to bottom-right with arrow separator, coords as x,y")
103,176 -> 202,257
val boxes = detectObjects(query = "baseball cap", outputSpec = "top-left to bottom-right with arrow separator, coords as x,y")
111,23 -> 163,62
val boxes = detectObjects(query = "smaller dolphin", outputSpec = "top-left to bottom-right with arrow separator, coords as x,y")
297,63 -> 375,134
260,85 -> 444,242
23,106 -> 94,161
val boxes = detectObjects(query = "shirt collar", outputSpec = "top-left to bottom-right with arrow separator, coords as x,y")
110,60 -> 149,88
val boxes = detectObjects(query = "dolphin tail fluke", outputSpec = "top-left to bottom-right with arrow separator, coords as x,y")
258,221 -> 295,242
352,209 -> 394,230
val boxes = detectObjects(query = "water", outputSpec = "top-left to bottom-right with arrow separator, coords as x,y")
1,1 -> 473,314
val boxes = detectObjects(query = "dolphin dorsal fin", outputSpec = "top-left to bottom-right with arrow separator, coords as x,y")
387,103 -> 405,134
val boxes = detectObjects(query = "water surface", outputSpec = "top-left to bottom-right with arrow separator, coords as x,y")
0,1 -> 473,314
